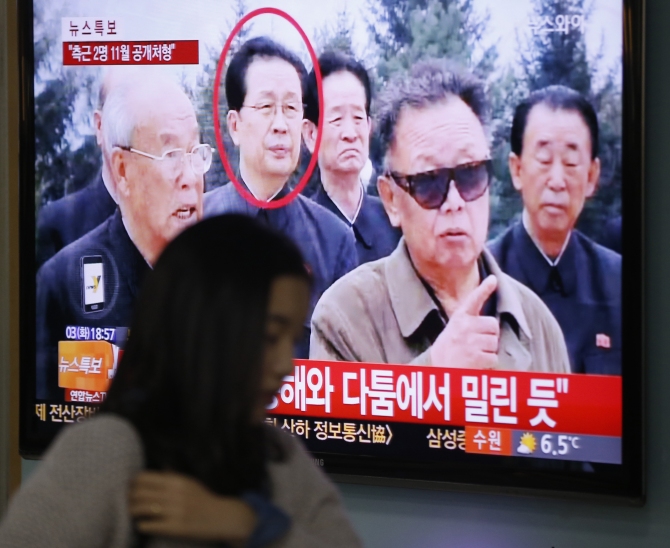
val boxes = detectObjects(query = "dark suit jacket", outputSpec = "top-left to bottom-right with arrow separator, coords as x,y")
600,216 -> 622,254
36,171 -> 117,267
310,186 -> 401,265
204,182 -> 357,357
488,221 -> 621,375
36,210 -> 150,400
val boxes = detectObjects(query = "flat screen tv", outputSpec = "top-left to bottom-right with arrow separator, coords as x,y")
19,0 -> 645,501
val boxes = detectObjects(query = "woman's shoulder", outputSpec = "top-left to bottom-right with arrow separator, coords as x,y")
265,425 -> 335,501
264,424 -> 311,464
0,414 -> 144,547
41,412 -> 145,475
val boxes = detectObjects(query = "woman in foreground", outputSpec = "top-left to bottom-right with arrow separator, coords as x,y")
0,214 -> 362,547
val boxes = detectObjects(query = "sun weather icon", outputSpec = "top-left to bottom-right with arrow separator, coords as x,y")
517,433 -> 537,455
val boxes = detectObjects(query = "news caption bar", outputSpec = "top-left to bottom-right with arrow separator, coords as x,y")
40,332 -> 623,463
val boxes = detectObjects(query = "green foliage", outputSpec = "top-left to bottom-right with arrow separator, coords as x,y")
33,2 -> 101,209
521,0 -> 592,94
195,0 -> 252,191
314,9 -> 356,56
515,0 -> 622,241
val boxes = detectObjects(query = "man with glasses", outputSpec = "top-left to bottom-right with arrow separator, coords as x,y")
488,86 -> 621,375
302,51 -> 400,264
310,60 -> 570,373
204,37 -> 357,358
35,74 -> 208,399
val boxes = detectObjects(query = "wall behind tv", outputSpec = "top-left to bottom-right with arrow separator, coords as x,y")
14,1 -> 670,547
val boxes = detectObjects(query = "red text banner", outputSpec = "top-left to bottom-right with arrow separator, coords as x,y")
63,40 -> 199,65
268,361 -> 621,437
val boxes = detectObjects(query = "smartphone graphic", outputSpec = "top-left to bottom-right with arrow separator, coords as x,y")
81,255 -> 105,313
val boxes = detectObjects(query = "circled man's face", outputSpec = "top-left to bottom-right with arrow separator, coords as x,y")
115,84 -> 203,261
509,103 -> 600,243
228,57 -> 305,186
379,97 -> 491,277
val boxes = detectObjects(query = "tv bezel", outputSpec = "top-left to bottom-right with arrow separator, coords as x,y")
17,0 -> 646,503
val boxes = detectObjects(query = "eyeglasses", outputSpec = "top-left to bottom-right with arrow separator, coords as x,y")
241,102 -> 304,120
116,144 -> 213,175
387,159 -> 492,210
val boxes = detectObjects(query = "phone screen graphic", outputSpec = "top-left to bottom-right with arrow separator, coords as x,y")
81,256 -> 105,313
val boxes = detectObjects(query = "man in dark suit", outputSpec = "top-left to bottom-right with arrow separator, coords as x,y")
36,74 -> 209,399
36,70 -> 121,267
488,85 -> 621,375
601,215 -> 622,254
204,37 -> 357,358
302,51 -> 400,264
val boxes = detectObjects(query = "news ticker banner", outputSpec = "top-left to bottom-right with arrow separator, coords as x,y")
56,327 -> 128,397
266,416 -> 621,464
44,333 -> 622,464
267,360 -> 622,464
61,17 -> 199,65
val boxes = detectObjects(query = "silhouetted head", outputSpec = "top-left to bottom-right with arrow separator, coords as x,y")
103,214 -> 311,495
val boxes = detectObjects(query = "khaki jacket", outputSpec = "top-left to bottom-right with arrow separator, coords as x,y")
310,240 -> 571,373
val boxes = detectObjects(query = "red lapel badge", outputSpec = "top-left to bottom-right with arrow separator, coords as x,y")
596,334 -> 611,349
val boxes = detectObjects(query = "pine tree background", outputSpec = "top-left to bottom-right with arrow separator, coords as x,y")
33,0 -> 622,243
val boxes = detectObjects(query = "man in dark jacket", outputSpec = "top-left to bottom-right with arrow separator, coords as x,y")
488,85 -> 621,375
204,37 -> 357,358
302,51 -> 400,264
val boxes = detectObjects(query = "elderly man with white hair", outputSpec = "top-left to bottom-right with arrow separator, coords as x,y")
35,72 -> 210,400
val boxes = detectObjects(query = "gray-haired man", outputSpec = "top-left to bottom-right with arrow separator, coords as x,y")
310,60 -> 570,373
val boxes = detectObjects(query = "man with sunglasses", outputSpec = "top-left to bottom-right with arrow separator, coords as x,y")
310,60 -> 570,374
35,74 -> 208,399
489,86 -> 621,375
302,51 -> 401,264
204,37 -> 357,358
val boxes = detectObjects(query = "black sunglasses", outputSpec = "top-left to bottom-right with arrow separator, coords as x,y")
388,159 -> 493,210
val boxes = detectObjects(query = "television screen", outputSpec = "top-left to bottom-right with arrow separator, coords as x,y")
20,0 -> 644,500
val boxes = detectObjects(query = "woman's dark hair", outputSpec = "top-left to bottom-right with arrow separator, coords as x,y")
102,214 -> 310,496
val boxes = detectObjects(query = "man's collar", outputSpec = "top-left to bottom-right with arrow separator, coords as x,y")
316,185 -> 375,248
385,241 -> 438,338
322,180 -> 365,225
517,221 -> 577,296
522,209 -> 571,266
120,215 -> 154,269
108,210 -> 152,295
246,182 -> 285,203
385,241 -> 532,340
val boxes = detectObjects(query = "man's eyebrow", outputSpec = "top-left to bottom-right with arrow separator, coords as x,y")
267,314 -> 291,326
158,128 -> 199,147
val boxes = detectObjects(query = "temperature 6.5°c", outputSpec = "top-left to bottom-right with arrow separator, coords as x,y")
541,434 -> 580,456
